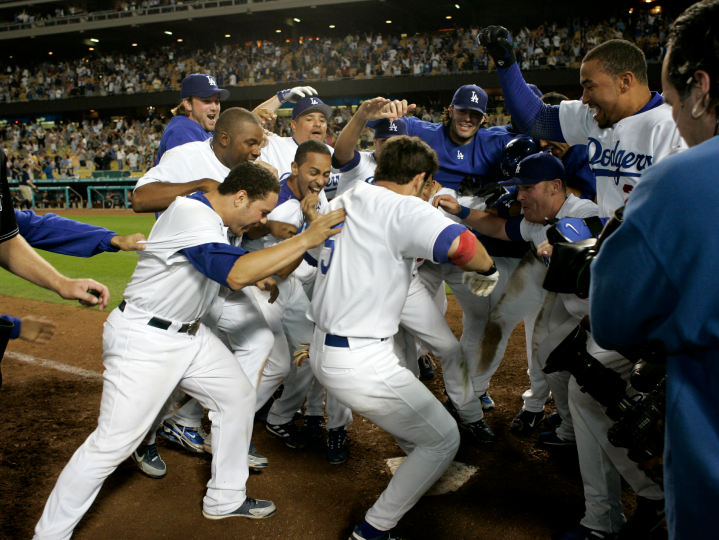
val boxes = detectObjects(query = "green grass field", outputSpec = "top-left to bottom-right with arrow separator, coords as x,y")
2,214 -> 156,310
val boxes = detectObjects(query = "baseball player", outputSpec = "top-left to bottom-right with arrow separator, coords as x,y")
153,73 -> 229,167
307,135 -> 498,540
130,108 -> 275,477
251,88 -> 341,198
33,162 -> 346,540
435,153 -> 598,447
479,28 -> 682,539
327,98 -> 495,442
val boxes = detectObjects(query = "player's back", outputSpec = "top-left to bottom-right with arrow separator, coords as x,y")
308,181 -> 457,339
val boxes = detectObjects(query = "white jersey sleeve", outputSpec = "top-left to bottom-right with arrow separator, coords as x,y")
519,195 -> 598,248
335,150 -> 377,197
558,100 -> 594,147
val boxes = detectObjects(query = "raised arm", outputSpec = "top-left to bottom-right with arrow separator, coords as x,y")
252,86 -> 319,115
132,178 -> 220,213
333,97 -> 391,166
479,26 -> 565,142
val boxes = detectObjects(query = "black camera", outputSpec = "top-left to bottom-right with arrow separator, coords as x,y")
543,207 -> 625,296
543,325 -> 666,462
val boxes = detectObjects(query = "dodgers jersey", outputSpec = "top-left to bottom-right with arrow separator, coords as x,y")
307,181 -> 465,339
261,134 -> 341,199
334,150 -> 377,197
135,139 -> 229,195
404,116 -> 515,192
124,196 -> 230,322
154,115 -> 212,166
558,93 -> 684,217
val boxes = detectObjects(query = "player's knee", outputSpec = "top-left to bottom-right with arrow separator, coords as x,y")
443,423 -> 461,456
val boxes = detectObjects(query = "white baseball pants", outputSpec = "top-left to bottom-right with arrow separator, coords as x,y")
571,334 -> 664,533
309,328 -> 460,532
34,306 -> 255,540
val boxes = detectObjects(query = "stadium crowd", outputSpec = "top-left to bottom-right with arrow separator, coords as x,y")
0,12 -> 669,104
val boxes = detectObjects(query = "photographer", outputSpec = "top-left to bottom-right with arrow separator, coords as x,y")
590,1 -> 719,537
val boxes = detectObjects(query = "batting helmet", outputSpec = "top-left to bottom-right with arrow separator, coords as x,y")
500,137 -> 542,178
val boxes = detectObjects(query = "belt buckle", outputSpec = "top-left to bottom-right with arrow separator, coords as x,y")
187,321 -> 201,336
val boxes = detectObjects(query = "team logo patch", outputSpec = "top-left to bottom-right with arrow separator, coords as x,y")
206,75 -> 217,87
310,98 -> 319,105
457,150 -> 464,159
471,91 -> 479,103
389,121 -> 398,132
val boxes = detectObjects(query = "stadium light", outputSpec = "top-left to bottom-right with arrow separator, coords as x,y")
49,52 -> 53,55
132,43 -> 138,46
276,29 -> 281,33
177,38 -> 183,42
386,20 -> 392,23
165,31 -> 173,35
225,34 -> 231,37
90,38 -> 99,43
446,15 -> 452,19
455,3 -> 460,8
294,18 -> 300,22
329,25 -> 335,28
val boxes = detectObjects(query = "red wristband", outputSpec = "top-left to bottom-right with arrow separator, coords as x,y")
448,229 -> 477,267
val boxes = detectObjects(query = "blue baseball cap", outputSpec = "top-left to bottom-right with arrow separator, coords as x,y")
451,84 -> 488,114
500,152 -> 565,186
527,84 -> 542,98
181,73 -> 229,100
367,117 -> 407,139
291,96 -> 333,121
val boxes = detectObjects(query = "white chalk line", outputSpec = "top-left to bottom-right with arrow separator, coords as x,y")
3,351 -> 103,380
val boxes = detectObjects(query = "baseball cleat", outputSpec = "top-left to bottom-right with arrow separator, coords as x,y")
349,525 -> 405,540
418,354 -> 435,380
301,415 -> 325,441
131,443 -> 167,479
510,409 -> 545,434
159,419 -> 206,453
459,418 -> 497,443
538,430 -> 576,446
479,391 -> 495,410
326,426 -> 349,464
559,525 -> 610,540
249,442 -> 269,470
202,497 -> 277,520
543,411 -> 563,430
266,421 -> 308,449
613,496 -> 665,538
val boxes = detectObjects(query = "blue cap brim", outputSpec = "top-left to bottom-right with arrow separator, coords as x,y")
499,176 -> 544,186
293,103 -> 333,120
186,88 -> 230,100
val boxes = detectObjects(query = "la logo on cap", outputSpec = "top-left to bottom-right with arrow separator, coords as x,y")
516,163 -> 522,174
310,98 -> 319,105
389,121 -> 397,132
206,75 -> 217,87
471,91 -> 479,103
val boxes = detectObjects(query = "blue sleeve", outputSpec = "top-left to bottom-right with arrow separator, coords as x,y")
403,115 -> 423,137
590,220 -> 678,351
15,210 -> 118,257
432,224 -> 466,264
564,145 -> 597,200
181,242 -> 247,288
497,64 -> 566,142
504,216 -> 525,242
1,314 -> 21,339
332,150 -> 361,172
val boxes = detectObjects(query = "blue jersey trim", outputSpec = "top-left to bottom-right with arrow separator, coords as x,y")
187,191 -> 214,209
504,216 -> 525,242
332,149 -> 361,172
1,314 -> 21,339
433,224 -> 466,264
181,242 -> 247,288
634,92 -> 664,116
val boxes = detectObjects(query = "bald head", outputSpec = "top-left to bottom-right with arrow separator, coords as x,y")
215,107 -> 262,137
212,108 -> 264,169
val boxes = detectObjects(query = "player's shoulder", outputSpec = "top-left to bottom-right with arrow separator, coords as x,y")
563,193 -> 598,217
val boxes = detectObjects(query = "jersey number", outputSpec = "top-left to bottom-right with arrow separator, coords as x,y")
319,223 -> 343,275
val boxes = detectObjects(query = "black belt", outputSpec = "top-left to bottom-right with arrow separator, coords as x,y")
119,300 -> 200,335
324,334 -> 386,348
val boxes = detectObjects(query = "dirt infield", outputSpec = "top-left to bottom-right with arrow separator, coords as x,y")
0,294 -> 665,540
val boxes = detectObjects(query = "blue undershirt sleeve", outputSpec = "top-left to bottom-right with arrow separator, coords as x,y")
504,216 -> 525,242
1,314 -> 22,339
432,224 -> 466,264
15,210 -> 119,257
332,150 -> 361,172
181,243 -> 247,288
497,64 -> 566,142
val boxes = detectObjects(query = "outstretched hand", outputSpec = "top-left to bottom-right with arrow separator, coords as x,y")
433,194 -> 461,215
478,26 -> 516,68
301,208 -> 346,248
111,233 -> 147,252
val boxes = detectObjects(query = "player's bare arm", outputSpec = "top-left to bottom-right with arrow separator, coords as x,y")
226,208 -> 345,290
0,234 -> 110,310
333,97 -> 392,166
300,193 -> 321,223
267,221 -> 298,239
434,194 -> 510,241
132,179 -> 220,213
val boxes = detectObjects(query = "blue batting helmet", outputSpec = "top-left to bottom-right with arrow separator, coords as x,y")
500,137 -> 542,178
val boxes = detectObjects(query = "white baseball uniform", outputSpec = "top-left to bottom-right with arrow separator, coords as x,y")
307,180 -> 467,531
34,195 -> 256,540
134,138 -> 274,445
556,97 -> 678,532
261,134 -> 341,198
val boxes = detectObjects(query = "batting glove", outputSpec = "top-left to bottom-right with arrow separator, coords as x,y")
277,86 -> 318,104
478,26 -> 516,69
463,265 -> 500,297
477,182 -> 516,208
293,342 -> 311,366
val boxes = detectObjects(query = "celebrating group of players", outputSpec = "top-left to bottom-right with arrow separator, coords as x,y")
17,7 -> 711,540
